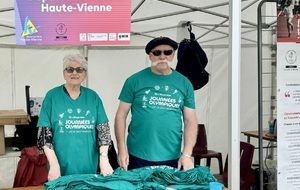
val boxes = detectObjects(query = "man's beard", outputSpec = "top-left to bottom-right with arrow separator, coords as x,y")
151,60 -> 173,67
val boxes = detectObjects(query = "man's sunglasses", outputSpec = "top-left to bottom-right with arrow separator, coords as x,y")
151,50 -> 174,56
64,67 -> 86,73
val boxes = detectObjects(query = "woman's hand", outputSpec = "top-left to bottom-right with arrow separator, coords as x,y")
99,157 -> 114,176
48,163 -> 61,181
43,146 -> 61,181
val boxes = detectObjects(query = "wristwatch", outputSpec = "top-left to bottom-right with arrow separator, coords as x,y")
100,152 -> 108,157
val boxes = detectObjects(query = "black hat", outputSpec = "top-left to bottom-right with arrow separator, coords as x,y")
145,37 -> 178,54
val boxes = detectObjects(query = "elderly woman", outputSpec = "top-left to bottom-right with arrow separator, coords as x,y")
37,53 -> 113,181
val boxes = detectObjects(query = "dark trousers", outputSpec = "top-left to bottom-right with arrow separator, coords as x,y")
128,154 -> 179,170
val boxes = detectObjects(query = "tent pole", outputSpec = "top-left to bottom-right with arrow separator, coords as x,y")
228,0 -> 241,189
257,1 -> 277,190
131,0 -> 146,16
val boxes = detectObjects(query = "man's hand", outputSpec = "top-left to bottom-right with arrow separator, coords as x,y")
117,148 -> 129,170
177,154 -> 194,171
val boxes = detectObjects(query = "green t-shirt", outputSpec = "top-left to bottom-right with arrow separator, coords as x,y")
119,68 -> 195,161
38,85 -> 108,176
44,165 -> 218,190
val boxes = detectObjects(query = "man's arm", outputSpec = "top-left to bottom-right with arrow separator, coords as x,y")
178,106 -> 198,171
182,106 -> 198,155
114,101 -> 131,170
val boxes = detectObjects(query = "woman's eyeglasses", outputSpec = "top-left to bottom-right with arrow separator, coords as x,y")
64,67 -> 86,73
151,50 -> 174,56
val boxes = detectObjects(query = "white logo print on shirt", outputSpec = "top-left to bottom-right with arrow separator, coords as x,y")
142,85 -> 182,110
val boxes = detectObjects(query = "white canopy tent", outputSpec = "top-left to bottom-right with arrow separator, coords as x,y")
1,0 -> 277,45
0,0 -> 278,189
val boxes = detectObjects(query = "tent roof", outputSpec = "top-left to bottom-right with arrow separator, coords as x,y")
0,0 -> 277,46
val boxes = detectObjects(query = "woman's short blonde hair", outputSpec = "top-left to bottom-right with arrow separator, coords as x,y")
63,53 -> 88,70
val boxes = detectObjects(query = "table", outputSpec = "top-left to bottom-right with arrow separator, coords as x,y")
241,130 -> 277,161
1,186 -> 44,190
0,186 -> 229,190
241,130 -> 276,144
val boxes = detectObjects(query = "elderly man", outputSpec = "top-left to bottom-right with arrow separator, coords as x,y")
114,37 -> 198,171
